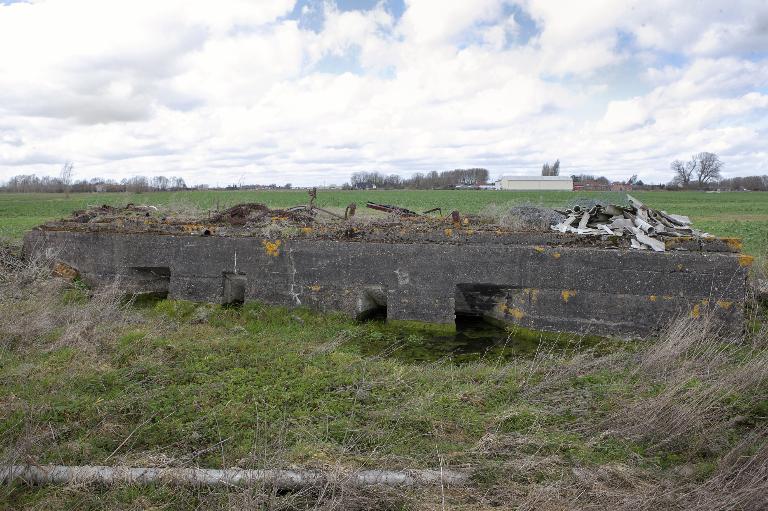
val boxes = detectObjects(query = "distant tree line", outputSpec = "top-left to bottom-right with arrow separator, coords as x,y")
1,174 -> 187,193
346,168 -> 489,189
571,174 -> 611,185
718,175 -> 768,191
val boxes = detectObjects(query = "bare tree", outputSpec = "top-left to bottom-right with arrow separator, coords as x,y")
671,153 -> 723,189
695,152 -> 723,189
60,161 -> 74,197
670,159 -> 696,187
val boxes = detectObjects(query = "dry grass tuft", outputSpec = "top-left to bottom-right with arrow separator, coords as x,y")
605,313 -> 768,454
686,427 -> 768,511
0,244 -> 140,352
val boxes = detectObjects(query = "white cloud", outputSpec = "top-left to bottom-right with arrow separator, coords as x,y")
1,0 -> 767,185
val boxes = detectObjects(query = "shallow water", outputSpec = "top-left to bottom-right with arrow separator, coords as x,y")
356,315 -> 594,364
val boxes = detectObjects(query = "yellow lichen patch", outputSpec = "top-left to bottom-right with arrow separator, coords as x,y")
691,303 -> 701,319
444,228 -> 453,237
716,300 -> 733,310
301,227 -> 313,234
262,239 -> 282,256
723,237 -> 743,251
701,299 -> 710,306
308,284 -> 321,292
534,246 -> 545,253
649,295 -> 657,302
462,218 -> 470,225
738,254 -> 754,267
663,295 -> 674,301
499,303 -> 526,320
525,288 -> 540,303
561,290 -> 576,303
464,229 -> 475,235
676,264 -> 684,271
552,252 -> 561,259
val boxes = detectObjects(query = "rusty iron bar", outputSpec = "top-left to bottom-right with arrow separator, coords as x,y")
365,202 -> 419,217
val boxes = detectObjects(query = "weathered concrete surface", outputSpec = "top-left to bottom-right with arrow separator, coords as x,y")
23,229 -> 750,338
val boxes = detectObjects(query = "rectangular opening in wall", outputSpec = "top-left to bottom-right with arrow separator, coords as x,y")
128,267 -> 171,298
356,285 -> 387,321
222,272 -> 247,305
455,283 -> 507,319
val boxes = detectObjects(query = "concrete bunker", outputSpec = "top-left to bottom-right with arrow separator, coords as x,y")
23,201 -> 752,339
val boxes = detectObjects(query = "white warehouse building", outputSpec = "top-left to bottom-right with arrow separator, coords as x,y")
495,175 -> 573,191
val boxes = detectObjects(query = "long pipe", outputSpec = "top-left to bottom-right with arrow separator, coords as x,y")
0,465 -> 468,489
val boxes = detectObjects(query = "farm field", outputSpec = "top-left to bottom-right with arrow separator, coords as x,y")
1,189 -> 767,256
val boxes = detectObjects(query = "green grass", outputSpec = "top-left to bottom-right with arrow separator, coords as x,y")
1,189 -> 767,254
3,290 -> 765,509
0,302 -> 523,469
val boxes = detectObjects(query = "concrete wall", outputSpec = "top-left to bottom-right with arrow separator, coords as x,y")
24,230 -> 749,338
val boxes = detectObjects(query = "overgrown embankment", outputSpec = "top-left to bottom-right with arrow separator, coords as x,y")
1,247 -> 766,510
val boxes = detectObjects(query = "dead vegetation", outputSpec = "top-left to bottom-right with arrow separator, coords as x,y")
610,315 -> 768,454
0,245 -> 138,353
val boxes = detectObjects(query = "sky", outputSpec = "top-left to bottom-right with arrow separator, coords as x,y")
0,0 -> 767,186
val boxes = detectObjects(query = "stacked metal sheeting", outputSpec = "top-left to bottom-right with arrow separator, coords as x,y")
551,195 -> 710,252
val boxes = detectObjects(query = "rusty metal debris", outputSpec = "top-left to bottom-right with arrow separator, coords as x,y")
212,203 -> 314,225
365,202 -> 446,218
365,201 -> 419,216
552,194 -> 710,251
285,188 -> 347,220
65,190 -> 452,233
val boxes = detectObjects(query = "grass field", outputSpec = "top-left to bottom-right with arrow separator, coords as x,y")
1,189 -> 767,255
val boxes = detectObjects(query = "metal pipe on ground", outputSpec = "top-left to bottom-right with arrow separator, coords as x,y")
0,465 -> 468,489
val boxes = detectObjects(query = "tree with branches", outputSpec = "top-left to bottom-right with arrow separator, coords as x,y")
670,153 -> 722,189
694,152 -> 723,189
670,159 -> 696,187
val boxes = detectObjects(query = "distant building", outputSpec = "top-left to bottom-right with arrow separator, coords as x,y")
573,180 -> 610,191
495,175 -> 573,191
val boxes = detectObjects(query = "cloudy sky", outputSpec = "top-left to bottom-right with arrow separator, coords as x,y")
0,0 -> 767,186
